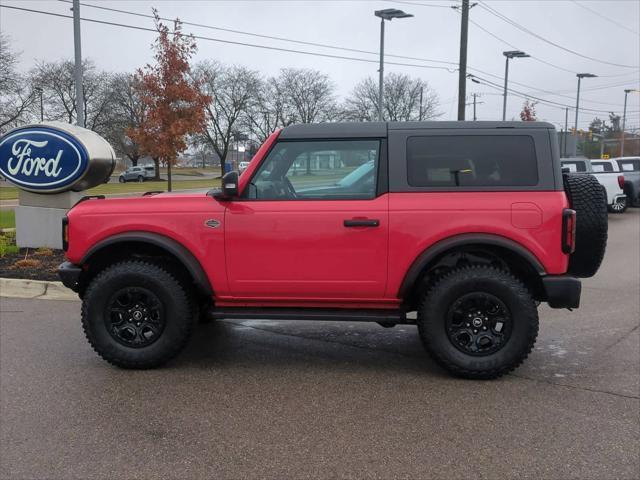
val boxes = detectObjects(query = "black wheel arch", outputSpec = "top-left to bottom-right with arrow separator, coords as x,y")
78,232 -> 213,297
398,233 -> 546,307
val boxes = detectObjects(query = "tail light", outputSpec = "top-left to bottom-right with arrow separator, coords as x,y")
562,209 -> 576,254
62,216 -> 69,252
617,175 -> 625,189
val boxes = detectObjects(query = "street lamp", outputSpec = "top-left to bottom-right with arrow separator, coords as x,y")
374,8 -> 413,121
502,50 -> 529,121
573,73 -> 597,156
621,88 -> 639,156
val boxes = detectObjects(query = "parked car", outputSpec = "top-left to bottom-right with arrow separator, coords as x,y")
119,165 -> 155,183
59,121 -> 608,379
611,157 -> 640,207
238,161 -> 251,173
561,158 -> 626,213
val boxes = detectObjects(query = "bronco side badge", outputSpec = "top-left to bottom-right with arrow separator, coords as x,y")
205,219 -> 220,229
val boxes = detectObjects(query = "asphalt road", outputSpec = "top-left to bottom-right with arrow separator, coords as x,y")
1,210 -> 639,479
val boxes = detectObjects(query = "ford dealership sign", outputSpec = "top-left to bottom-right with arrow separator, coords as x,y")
0,122 -> 115,193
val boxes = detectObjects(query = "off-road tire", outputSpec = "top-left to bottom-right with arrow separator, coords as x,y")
563,173 -> 608,278
81,261 -> 193,369
418,265 -> 539,380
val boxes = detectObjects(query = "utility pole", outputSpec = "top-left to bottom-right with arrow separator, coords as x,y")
563,107 -> 569,157
457,0 -> 470,120
72,0 -> 84,127
419,86 -> 424,121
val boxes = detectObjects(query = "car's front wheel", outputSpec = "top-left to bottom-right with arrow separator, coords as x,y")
418,265 -> 538,379
81,261 -> 194,369
118,176 -> 125,183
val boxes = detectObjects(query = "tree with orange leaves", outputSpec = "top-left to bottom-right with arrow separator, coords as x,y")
128,9 -> 209,191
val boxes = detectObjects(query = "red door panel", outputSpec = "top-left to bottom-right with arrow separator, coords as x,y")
224,195 -> 389,299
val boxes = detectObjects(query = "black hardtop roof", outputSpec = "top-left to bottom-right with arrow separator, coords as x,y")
279,121 -> 556,139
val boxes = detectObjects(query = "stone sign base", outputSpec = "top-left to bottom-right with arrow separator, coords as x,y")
16,190 -> 83,249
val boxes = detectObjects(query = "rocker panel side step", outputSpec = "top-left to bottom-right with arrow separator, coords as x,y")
208,308 -> 407,323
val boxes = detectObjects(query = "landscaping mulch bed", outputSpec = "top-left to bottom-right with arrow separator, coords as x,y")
0,248 -> 65,281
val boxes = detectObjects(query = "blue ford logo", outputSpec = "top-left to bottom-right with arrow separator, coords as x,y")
0,126 -> 89,193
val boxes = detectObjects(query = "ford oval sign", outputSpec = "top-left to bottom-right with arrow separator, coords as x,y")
0,126 -> 90,193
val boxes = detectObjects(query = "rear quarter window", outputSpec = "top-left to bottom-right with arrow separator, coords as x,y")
407,135 -> 538,187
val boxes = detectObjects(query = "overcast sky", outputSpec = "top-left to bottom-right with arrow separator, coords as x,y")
1,0 -> 639,130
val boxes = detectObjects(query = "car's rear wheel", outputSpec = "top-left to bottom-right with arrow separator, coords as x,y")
417,265 -> 538,379
607,197 -> 627,213
138,175 -> 144,182
81,261 -> 194,369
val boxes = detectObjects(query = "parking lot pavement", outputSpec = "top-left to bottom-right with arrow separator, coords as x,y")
1,210 -> 638,480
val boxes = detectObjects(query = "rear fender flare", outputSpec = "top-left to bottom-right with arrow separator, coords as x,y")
398,233 -> 546,298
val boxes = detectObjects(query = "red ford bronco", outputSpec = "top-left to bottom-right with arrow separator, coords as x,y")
58,121 -> 608,379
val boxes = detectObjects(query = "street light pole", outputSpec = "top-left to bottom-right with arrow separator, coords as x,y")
502,50 -> 529,121
378,17 -> 385,122
374,8 -> 413,122
573,73 -> 597,156
621,89 -> 638,156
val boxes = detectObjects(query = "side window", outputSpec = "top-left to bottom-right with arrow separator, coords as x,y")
591,162 -> 614,172
619,159 -> 640,172
561,161 -> 587,173
245,140 -> 380,200
407,135 -> 538,187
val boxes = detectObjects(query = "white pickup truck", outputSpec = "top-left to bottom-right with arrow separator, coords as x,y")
561,158 -> 627,213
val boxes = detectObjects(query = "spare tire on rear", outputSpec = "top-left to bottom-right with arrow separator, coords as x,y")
563,173 -> 608,278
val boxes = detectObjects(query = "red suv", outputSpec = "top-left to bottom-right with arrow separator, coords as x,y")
58,121 -> 608,378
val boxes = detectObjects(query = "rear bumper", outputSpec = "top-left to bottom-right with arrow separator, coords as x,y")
612,193 -> 627,205
542,275 -> 581,309
57,261 -> 82,292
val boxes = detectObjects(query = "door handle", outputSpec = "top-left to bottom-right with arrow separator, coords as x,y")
344,219 -> 380,227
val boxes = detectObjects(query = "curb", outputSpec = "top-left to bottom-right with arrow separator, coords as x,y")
0,277 -> 78,301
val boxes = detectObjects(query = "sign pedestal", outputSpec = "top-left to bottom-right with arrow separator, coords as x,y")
15,191 -> 83,249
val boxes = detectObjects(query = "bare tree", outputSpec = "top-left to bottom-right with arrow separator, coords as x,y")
343,73 -> 440,122
194,61 -> 261,174
279,68 -> 336,123
244,76 -> 296,143
0,34 -> 35,133
102,73 -> 146,167
30,59 -> 114,131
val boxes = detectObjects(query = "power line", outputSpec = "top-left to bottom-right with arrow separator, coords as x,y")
0,4 -> 455,72
570,0 -> 639,36
58,0 -> 459,69
64,0 -> 639,106
478,1 -> 639,69
3,2 -> 637,115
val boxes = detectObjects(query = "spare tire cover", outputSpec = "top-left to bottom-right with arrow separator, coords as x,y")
563,173 -> 608,278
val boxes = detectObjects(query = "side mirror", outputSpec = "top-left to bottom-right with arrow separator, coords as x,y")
215,171 -> 239,199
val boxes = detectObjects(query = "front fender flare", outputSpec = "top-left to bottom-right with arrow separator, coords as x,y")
82,231 -> 213,296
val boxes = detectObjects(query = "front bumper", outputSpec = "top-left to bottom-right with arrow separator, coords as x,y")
542,275 -> 581,309
58,261 -> 82,292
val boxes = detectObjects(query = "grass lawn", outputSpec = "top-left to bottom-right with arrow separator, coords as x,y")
0,209 -> 15,229
0,178 -> 220,201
